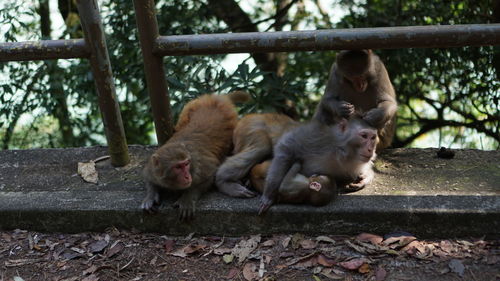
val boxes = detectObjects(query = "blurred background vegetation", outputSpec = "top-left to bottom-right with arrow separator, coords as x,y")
0,0 -> 498,149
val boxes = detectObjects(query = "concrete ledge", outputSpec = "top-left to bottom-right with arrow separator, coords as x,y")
0,146 -> 499,237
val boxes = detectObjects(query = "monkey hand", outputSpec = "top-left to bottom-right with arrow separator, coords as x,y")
337,101 -> 355,118
362,108 -> 385,128
173,198 -> 196,221
343,175 -> 368,192
141,191 -> 160,214
258,195 -> 275,215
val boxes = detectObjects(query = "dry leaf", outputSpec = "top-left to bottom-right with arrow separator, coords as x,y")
232,235 -> 261,264
358,263 -> 371,274
243,263 -> 259,281
226,267 -> 239,279
106,241 -> 124,258
448,259 -> 465,277
375,266 -> 387,281
88,240 -> 108,253
171,243 -> 205,257
321,268 -> 344,280
382,232 -> 416,249
83,265 -> 98,275
300,239 -> 317,249
317,254 -> 336,267
291,233 -> 305,249
213,247 -> 232,255
164,240 -> 175,252
13,277 -> 25,281
439,240 -> 453,253
316,236 -> 336,244
82,274 -> 99,281
339,258 -> 366,271
77,161 -> 98,184
223,254 -> 234,264
281,236 -> 291,249
356,233 -> 383,245
262,240 -> 275,247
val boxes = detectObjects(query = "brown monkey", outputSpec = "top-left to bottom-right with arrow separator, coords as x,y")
141,91 -> 249,220
314,49 -> 397,150
215,113 -> 299,198
259,116 -> 378,214
250,160 -> 335,206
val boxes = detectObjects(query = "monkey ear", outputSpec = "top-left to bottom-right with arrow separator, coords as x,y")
151,154 -> 160,167
338,118 -> 349,133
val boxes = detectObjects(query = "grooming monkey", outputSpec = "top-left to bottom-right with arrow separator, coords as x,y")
259,116 -> 378,214
315,49 -> 397,150
215,113 -> 299,198
142,91 -> 249,220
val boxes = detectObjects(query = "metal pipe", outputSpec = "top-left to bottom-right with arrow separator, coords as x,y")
133,0 -> 173,145
76,0 -> 130,167
0,39 -> 89,62
154,24 -> 500,56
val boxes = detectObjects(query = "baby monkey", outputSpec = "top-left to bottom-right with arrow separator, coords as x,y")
250,160 -> 335,206
142,91 -> 249,220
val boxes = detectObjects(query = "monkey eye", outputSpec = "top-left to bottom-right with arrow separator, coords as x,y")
360,133 -> 369,139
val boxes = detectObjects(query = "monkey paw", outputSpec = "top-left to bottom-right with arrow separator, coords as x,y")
258,196 -> 274,215
141,198 -> 160,214
338,101 -> 355,117
173,200 -> 196,221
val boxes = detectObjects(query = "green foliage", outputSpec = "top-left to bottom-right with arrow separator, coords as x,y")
0,0 -> 498,149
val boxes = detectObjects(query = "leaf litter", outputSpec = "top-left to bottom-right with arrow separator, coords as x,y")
0,229 -> 498,281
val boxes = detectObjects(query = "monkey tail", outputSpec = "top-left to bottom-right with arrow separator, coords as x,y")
226,90 -> 252,104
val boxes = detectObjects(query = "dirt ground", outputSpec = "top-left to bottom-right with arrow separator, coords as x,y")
0,229 -> 498,281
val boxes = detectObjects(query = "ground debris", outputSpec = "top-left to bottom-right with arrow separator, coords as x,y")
0,229 -> 497,281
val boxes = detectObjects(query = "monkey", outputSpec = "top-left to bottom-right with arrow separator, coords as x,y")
250,160 -> 335,206
141,91 -> 250,220
215,113 -> 299,198
314,49 -> 397,151
259,116 -> 378,214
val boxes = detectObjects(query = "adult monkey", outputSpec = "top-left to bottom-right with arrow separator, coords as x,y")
314,49 -> 397,150
259,116 -> 378,214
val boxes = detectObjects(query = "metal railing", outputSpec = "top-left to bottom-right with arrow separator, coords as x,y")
132,0 -> 500,144
1,0 -> 499,166
0,0 -> 129,167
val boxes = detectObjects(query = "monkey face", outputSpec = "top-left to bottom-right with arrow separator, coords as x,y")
356,128 -> 378,162
346,75 -> 368,92
151,151 -> 193,190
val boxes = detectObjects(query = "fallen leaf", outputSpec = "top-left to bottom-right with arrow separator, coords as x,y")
300,239 -> 317,249
258,256 -> 266,277
262,239 -> 275,247
294,255 -> 317,269
312,275 -> 322,281
13,277 -> 25,281
316,236 -> 336,244
382,231 -> 416,249
375,266 -> 387,281
232,235 -> 261,264
321,268 -> 344,280
214,247 -> 232,255
281,236 -> 291,249
356,233 -> 383,245
106,241 -> 124,258
83,265 -> 98,275
82,274 -> 99,281
5,259 -> 45,267
77,161 -> 98,184
164,240 -> 175,252
243,263 -> 259,281
358,263 -> 371,274
448,259 -> 465,277
226,267 -> 239,279
439,240 -> 453,253
339,258 -> 366,271
223,254 -> 234,264
317,254 -> 336,267
61,251 -> 83,261
171,243 -> 205,258
291,233 -> 305,249
88,240 -> 108,253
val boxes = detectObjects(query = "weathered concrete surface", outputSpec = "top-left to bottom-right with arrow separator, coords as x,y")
0,146 -> 499,237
